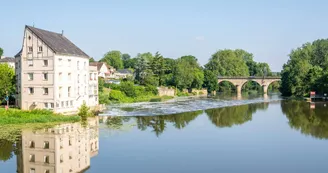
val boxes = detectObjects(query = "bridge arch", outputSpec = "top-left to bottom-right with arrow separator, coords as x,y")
217,77 -> 281,95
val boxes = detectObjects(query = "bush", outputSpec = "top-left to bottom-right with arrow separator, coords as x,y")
108,83 -> 121,90
120,81 -> 136,97
145,85 -> 158,95
109,90 -> 127,101
78,102 -> 90,120
199,91 -> 204,95
99,92 -> 110,104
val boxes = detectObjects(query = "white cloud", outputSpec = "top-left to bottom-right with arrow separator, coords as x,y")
195,36 -> 205,41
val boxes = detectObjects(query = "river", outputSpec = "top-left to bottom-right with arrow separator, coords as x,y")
1,94 -> 328,173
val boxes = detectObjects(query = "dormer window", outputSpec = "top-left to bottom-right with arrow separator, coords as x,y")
28,47 -> 33,53
38,46 -> 43,52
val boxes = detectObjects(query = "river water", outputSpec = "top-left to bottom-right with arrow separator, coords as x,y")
1,94 -> 328,173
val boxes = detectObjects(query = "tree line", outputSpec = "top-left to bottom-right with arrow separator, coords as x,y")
95,49 -> 278,94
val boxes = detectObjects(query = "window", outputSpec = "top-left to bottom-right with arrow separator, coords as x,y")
77,61 -> 80,70
84,86 -> 87,95
59,58 -> 63,66
44,141 -> 49,149
43,73 -> 48,80
84,62 -> 86,69
77,87 -> 80,95
60,155 -> 63,163
43,60 -> 48,66
29,141 -> 35,148
28,46 -> 33,53
68,87 -> 71,97
77,74 -> 80,83
68,73 -> 71,80
38,46 -> 43,52
50,103 -> 54,109
44,170 -> 50,173
28,59 -> 33,66
89,73 -> 92,80
68,59 -> 71,67
44,156 -> 49,164
66,101 -> 69,107
59,72 -> 62,81
43,88 -> 49,95
61,101 -> 64,108
70,100 -> 73,106
28,87 -> 34,94
44,103 -> 48,108
59,87 -> 62,98
28,73 -> 33,81
29,154 -> 35,162
56,102 -> 60,108
69,139 -> 72,146
30,168 -> 35,173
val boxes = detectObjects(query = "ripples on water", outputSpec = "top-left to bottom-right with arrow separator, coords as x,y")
101,94 -> 283,116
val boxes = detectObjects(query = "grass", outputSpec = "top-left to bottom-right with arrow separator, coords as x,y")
0,108 -> 81,125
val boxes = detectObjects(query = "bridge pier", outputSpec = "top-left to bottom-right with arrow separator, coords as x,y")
263,85 -> 268,94
236,85 -> 242,95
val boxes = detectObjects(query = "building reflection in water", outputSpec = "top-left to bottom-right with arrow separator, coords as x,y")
16,117 -> 99,173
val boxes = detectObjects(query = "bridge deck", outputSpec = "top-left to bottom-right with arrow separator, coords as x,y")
218,76 -> 281,79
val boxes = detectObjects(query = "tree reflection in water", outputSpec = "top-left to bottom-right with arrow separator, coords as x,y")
281,100 -> 328,139
0,139 -> 15,162
205,103 -> 269,128
136,111 -> 203,137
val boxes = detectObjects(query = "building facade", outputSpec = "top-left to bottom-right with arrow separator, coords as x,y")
0,56 -> 15,68
89,62 -> 115,79
15,25 -> 98,113
16,117 -> 99,173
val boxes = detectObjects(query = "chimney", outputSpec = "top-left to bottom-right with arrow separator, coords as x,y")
61,30 -> 64,36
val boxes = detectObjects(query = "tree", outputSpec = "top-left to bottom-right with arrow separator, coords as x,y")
203,70 -> 218,93
150,52 -> 166,86
100,50 -> 123,69
280,39 -> 328,96
173,55 -> 204,91
0,64 -> 15,102
134,53 -> 153,85
0,48 -> 3,57
124,58 -> 137,69
122,53 -> 131,68
89,57 -> 96,62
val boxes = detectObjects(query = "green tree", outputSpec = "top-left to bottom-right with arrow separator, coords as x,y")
134,53 -> 153,85
150,52 -> 166,86
203,70 -> 218,93
0,48 -> 3,57
0,64 -> 15,101
89,57 -> 96,62
280,39 -> 328,96
122,53 -> 131,68
98,77 -> 105,93
173,55 -> 204,91
0,139 -> 14,162
101,50 -> 123,69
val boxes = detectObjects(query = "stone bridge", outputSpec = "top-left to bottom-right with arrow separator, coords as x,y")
218,76 -> 281,95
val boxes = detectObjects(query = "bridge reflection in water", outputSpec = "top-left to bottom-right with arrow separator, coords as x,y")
218,76 -> 281,95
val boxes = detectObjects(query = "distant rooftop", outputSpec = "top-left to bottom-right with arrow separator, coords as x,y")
0,56 -> 15,62
116,69 -> 133,74
25,25 -> 89,58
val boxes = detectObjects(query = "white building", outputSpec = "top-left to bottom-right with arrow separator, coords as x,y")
89,62 -> 115,79
15,25 -> 98,114
0,56 -> 15,68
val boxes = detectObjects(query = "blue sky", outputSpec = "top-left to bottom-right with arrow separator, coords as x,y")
1,0 -> 328,71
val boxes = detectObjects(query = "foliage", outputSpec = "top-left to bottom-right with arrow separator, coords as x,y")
203,70 -> 218,93
134,53 -> 152,85
173,55 -> 204,91
150,52 -> 166,86
0,108 -> 80,125
108,90 -> 130,102
120,81 -> 136,97
99,92 -> 110,104
101,50 -> 123,69
0,47 -> 3,57
98,77 -> 105,93
145,84 -> 158,95
0,64 -> 15,102
124,58 -> 137,69
280,39 -> 328,96
77,102 -> 90,120
89,57 -> 95,62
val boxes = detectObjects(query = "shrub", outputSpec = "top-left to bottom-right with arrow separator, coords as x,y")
145,85 -> 158,95
99,92 -> 110,104
108,83 -> 121,90
109,90 -> 127,101
120,81 -> 136,97
199,91 -> 204,95
78,102 -> 90,120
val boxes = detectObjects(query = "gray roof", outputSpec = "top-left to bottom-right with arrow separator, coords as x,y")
117,69 -> 133,74
0,57 -> 15,62
26,25 -> 89,58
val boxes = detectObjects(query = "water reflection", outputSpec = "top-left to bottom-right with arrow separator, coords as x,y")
1,117 -> 100,173
281,100 -> 328,139
205,103 -> 269,128
135,111 -> 203,136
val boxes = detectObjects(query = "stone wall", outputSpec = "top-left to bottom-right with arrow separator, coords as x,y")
182,89 -> 208,96
158,87 -> 175,97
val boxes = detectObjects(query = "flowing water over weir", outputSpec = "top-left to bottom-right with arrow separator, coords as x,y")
100,94 -> 283,116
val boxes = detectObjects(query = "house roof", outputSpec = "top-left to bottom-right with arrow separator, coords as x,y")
116,69 -> 133,74
15,49 -> 22,57
26,25 -> 89,58
0,57 -> 15,63
90,62 -> 114,71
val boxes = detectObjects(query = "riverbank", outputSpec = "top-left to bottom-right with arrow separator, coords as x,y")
0,108 -> 81,125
